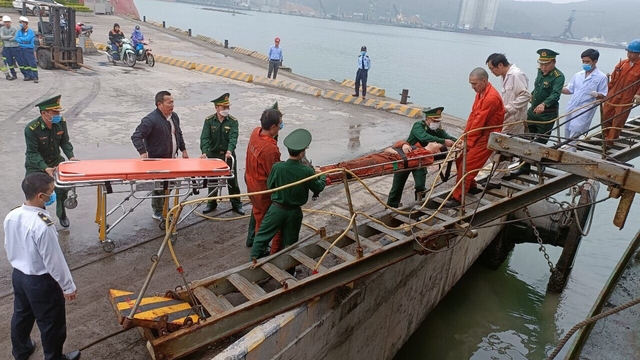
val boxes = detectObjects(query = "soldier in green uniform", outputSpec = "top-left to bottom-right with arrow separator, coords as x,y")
200,93 -> 245,214
386,107 -> 457,208
508,49 -> 564,177
24,95 -> 78,227
250,129 -> 326,260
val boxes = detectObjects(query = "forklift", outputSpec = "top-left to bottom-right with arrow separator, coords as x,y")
23,0 -> 83,69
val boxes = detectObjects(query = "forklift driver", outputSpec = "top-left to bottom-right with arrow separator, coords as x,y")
108,23 -> 124,59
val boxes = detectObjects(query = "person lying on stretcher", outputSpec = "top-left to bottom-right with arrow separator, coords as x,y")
320,141 -> 449,184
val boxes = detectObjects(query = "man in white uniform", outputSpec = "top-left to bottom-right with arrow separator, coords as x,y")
4,172 -> 80,360
561,48 -> 608,152
486,53 -> 531,188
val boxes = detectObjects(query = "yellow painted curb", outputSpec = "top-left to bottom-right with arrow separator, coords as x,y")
340,79 -> 386,97
194,64 -> 254,83
253,76 -> 321,96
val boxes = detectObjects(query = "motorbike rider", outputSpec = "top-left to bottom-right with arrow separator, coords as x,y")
108,23 -> 124,59
131,25 -> 144,50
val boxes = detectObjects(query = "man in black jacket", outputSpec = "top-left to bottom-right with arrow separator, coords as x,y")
131,91 -> 189,220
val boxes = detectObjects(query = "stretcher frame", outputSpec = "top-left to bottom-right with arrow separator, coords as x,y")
54,158 -> 236,252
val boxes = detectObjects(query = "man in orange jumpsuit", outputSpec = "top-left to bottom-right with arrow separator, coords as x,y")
602,39 -> 640,146
319,141 -> 446,184
245,103 -> 282,251
445,67 -> 505,207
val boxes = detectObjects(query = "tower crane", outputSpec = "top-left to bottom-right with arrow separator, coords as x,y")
559,9 -> 605,39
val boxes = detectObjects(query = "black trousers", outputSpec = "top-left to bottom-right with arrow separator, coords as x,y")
11,269 -> 67,360
354,68 -> 369,97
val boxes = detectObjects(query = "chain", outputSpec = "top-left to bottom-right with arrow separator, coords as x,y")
523,206 -> 556,272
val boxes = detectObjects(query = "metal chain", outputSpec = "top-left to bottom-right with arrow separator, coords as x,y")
523,206 -> 556,272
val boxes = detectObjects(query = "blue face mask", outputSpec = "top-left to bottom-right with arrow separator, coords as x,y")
43,192 -> 56,207
279,121 -> 284,130
582,64 -> 593,72
361,51 -> 366,56
51,115 -> 62,123
19,23 -> 24,29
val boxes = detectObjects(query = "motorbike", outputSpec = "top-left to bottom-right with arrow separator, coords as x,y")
133,39 -> 155,67
106,38 -> 136,67
75,22 -> 93,38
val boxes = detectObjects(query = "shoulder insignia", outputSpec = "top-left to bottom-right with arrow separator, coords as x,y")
228,115 -> 237,122
28,120 -> 40,131
37,212 -> 54,226
554,70 -> 560,77
205,114 -> 216,121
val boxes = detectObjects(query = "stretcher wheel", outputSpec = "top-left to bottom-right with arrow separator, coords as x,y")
64,197 -> 78,209
102,239 -> 115,252
170,234 -> 178,245
159,220 -> 166,231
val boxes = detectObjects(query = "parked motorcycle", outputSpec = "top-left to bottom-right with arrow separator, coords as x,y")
134,39 -> 155,67
106,38 -> 136,67
75,22 -> 93,38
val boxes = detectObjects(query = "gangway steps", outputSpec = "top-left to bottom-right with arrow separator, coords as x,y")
227,273 -> 268,301
192,286 -> 233,315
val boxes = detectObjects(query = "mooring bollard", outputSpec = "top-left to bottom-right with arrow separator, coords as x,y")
143,16 -> 146,22
162,21 -> 166,28
224,39 -> 229,48
400,89 -> 410,104
188,29 -> 192,36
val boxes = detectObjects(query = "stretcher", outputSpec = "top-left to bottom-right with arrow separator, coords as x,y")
54,158 -> 234,252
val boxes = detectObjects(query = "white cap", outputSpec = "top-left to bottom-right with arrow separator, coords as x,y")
19,16 -> 29,23
2,15 -> 11,22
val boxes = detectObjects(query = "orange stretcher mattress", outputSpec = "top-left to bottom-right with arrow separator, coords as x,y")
57,158 -> 231,182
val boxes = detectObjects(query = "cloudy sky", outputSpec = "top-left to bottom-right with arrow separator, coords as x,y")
514,0 -> 585,3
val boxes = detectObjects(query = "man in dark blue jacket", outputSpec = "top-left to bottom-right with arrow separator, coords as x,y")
131,91 -> 189,220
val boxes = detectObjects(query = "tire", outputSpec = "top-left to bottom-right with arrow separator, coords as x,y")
146,54 -> 155,67
37,49 -> 53,70
124,51 -> 136,67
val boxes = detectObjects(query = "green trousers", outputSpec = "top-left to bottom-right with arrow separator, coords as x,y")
386,168 -> 427,208
206,152 -> 242,209
250,204 -> 302,260
54,186 -> 68,219
527,112 -> 557,145
246,212 -> 256,247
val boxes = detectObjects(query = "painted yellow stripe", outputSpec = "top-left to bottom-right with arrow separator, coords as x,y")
222,69 -> 232,77
229,70 -> 239,78
110,289 -> 133,297
215,68 -> 226,75
132,302 -> 193,321
387,103 -> 398,110
116,295 -> 178,311
408,108 -> 422,118
324,91 -> 335,98
246,328 -> 266,351
398,105 -> 409,113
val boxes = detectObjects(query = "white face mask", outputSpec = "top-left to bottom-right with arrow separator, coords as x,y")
219,109 -> 229,117
428,122 -> 440,131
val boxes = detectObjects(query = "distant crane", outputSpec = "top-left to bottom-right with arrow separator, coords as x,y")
368,0 -> 377,20
317,0 -> 328,17
559,9 -> 605,39
391,4 -> 405,23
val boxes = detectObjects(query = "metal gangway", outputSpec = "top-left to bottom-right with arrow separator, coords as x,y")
110,117 -> 640,359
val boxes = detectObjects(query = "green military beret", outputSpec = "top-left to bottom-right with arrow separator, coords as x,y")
36,94 -> 64,112
537,49 -> 559,64
423,106 -> 444,119
211,92 -> 231,106
271,101 -> 278,110
284,128 -> 312,151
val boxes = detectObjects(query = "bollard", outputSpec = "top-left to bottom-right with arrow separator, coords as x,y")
143,16 -> 146,22
188,28 -> 192,36
399,89 -> 410,104
162,21 -> 166,28
224,39 -> 229,48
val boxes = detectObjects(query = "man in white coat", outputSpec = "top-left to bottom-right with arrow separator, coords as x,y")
561,48 -> 608,152
485,53 -> 531,188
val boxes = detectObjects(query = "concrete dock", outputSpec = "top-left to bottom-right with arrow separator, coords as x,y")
0,13 -> 464,359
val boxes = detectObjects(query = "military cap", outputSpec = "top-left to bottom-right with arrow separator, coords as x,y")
271,101 -> 278,110
211,93 -> 231,106
284,128 -> 312,151
423,107 -> 444,119
537,49 -> 559,64
35,95 -> 64,112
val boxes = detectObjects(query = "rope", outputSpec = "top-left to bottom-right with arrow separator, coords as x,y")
547,296 -> 640,359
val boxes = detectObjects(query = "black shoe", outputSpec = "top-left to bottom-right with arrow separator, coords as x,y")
26,338 -> 36,357
23,77 -> 33,81
484,183 -> 501,191
202,202 -> 217,213
59,217 -> 70,228
232,206 -> 245,215
503,166 -> 531,180
468,187 -> 483,195
443,199 -> 461,208
33,78 -> 39,83
352,94 -> 359,97
63,349 -> 81,360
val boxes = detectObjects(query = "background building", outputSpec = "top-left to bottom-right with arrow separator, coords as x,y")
457,0 -> 500,30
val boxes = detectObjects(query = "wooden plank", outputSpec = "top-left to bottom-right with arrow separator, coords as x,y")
366,221 -> 408,240
261,262 -> 297,284
345,231 -> 382,250
290,250 -> 328,272
193,286 -> 233,315
316,240 -> 356,262
226,273 -> 267,301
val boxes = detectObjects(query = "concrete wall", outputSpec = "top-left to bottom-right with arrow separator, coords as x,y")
457,0 -> 500,30
214,220 -> 503,360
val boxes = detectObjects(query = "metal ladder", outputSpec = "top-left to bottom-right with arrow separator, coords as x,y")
117,117 -> 640,360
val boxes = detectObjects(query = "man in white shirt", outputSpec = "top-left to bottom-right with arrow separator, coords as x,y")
4,172 -> 80,360
486,53 -> 531,188
561,48 -> 608,152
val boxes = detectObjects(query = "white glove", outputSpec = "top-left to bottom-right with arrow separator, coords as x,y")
634,94 -> 640,105
590,91 -> 599,98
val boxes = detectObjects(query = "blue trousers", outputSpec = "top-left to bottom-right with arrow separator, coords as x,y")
19,47 -> 38,79
2,47 -> 23,77
354,68 -> 369,97
11,269 -> 67,360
